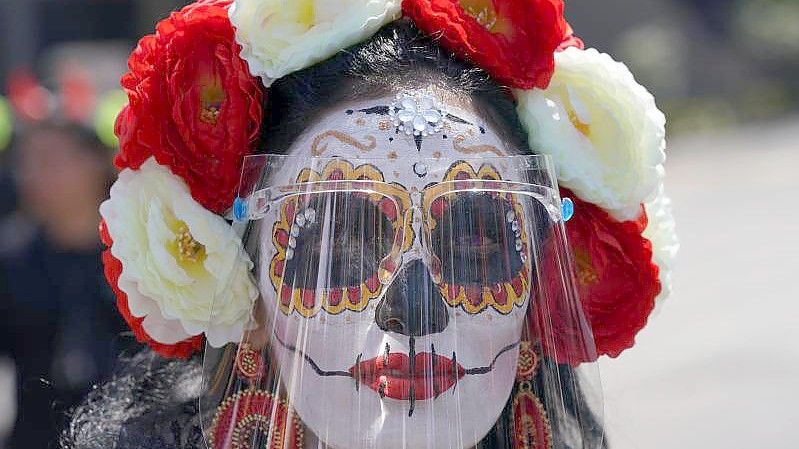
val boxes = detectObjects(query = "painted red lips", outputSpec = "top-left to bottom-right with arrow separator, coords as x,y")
350,352 -> 465,401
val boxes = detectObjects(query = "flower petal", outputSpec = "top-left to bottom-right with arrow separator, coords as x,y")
403,0 -> 568,89
115,0 -> 264,214
100,158 -> 258,354
101,228 -> 204,359
642,185 -> 679,313
516,47 -> 667,220
536,190 -> 661,363
231,0 -> 401,85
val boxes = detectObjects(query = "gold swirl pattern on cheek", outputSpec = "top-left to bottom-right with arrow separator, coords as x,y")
453,134 -> 505,156
423,161 -> 532,315
310,130 -> 377,156
268,159 -> 413,318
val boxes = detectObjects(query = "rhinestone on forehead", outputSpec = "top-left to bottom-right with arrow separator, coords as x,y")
388,91 -> 447,137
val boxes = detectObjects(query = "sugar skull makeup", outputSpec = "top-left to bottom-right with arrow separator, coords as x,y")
228,90 -> 551,449
200,87 -> 595,449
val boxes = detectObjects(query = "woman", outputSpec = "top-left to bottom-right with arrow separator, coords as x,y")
63,1 -> 676,449
0,122 -> 126,449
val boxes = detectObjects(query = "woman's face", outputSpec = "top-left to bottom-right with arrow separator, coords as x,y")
257,90 -> 533,449
17,128 -> 108,223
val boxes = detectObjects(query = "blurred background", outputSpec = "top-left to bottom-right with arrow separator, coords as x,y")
0,0 -> 796,448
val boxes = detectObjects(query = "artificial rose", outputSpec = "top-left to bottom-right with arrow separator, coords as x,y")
642,185 -> 679,311
100,221 -> 204,359
516,47 -> 667,221
558,19 -> 584,51
115,0 -> 263,214
100,158 -> 258,349
534,190 -> 661,364
230,0 -> 401,86
403,0 -> 567,89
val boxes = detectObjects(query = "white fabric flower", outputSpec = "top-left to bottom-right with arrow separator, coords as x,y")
642,185 -> 679,309
100,158 -> 258,347
516,47 -> 667,221
230,0 -> 401,86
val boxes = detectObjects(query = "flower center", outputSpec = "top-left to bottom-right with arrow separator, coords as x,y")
295,0 -> 316,28
459,0 -> 510,34
568,109 -> 591,137
200,105 -> 221,125
574,249 -> 599,286
199,81 -> 225,125
176,224 -> 206,264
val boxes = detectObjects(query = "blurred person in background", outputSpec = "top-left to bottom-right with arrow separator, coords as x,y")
0,121 -> 128,449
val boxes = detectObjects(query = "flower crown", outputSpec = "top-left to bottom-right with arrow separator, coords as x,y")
101,0 -> 678,363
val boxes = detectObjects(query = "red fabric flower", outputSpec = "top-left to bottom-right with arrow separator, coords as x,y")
115,0 -> 264,214
100,221 -> 204,359
531,190 -> 661,365
558,19 -> 584,51
403,0 -> 567,89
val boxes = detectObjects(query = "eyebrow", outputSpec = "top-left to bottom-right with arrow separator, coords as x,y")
453,135 -> 505,156
310,130 -> 377,156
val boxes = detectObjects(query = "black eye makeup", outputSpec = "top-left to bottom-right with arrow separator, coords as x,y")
282,193 -> 396,291
430,193 -> 525,286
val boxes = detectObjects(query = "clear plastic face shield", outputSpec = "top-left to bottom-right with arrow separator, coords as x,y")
201,154 -> 603,449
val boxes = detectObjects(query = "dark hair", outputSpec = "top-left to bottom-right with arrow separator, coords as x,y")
61,351 -> 205,449
62,19 -> 605,449
262,18 -> 529,154
15,121 -> 111,161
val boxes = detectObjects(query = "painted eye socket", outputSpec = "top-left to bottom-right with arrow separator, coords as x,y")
284,193 -> 395,290
430,193 -> 525,286
270,192 -> 399,317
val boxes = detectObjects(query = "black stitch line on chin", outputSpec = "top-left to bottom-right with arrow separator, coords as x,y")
408,336 -> 416,417
355,353 -> 362,391
452,351 -> 458,395
274,332 -> 353,378
431,343 -> 441,399
463,341 -> 520,375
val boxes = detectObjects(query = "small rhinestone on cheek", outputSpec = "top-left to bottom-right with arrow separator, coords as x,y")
506,210 -> 515,224
304,208 -> 316,224
286,248 -> 295,261
295,213 -> 306,227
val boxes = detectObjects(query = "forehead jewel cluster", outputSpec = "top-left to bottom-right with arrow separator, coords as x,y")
100,0 -> 677,363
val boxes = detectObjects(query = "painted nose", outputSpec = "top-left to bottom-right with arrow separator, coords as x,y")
375,259 -> 450,337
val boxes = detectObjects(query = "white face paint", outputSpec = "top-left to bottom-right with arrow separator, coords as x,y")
257,90 -> 533,449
